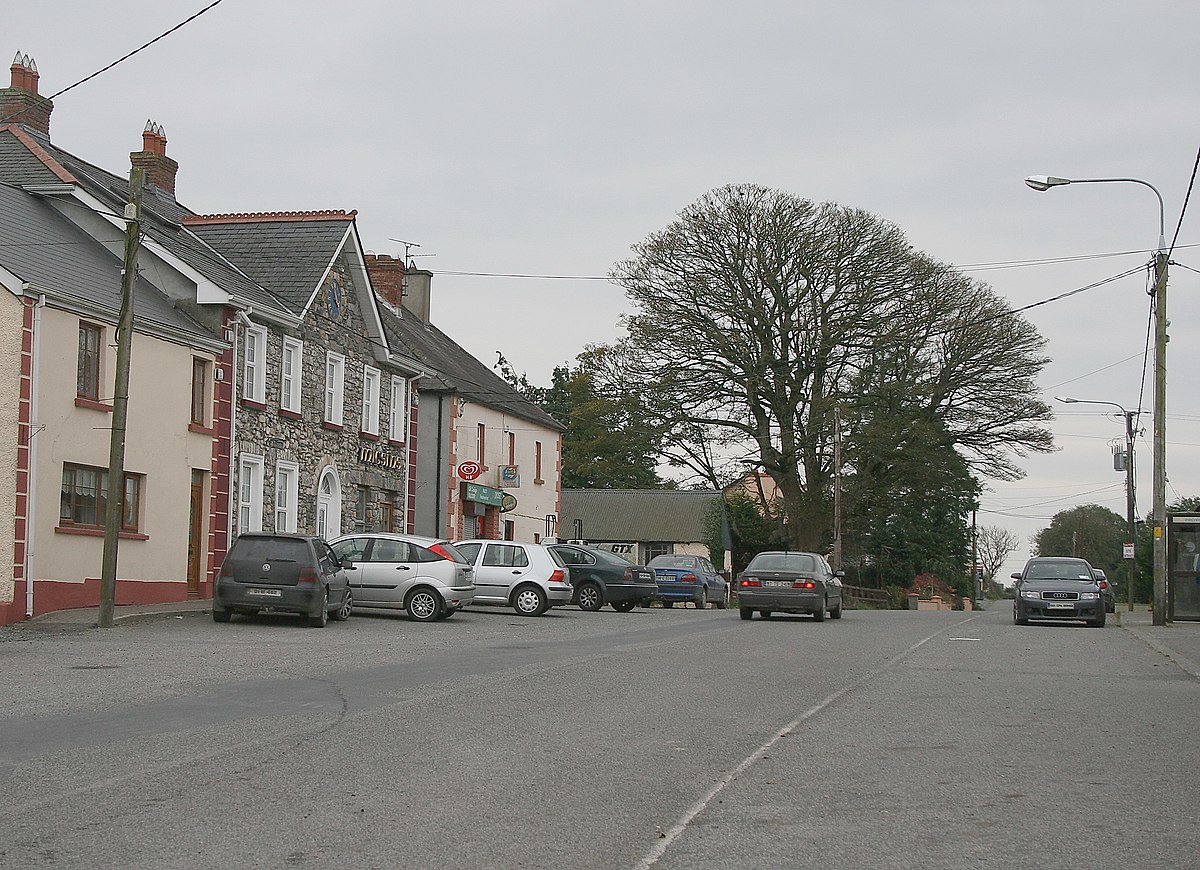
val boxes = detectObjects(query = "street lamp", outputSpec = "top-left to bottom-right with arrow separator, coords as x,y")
1027,174 -> 1169,625
1056,396 -> 1139,612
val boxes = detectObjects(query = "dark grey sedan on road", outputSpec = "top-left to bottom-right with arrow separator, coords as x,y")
1012,556 -> 1106,627
736,551 -> 843,621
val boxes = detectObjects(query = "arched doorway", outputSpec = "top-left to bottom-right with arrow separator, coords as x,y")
316,466 -> 342,540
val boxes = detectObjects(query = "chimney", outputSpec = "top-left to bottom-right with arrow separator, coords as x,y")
1,52 -> 53,136
129,120 -> 179,195
366,253 -> 433,324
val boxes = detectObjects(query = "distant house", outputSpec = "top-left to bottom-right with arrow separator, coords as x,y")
558,489 -> 729,571
368,256 -> 564,543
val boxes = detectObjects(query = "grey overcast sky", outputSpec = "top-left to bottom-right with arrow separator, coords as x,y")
10,1 -> 1200,578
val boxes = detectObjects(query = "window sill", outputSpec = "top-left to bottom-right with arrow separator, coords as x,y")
240,398 -> 268,411
322,421 -> 343,432
188,422 -> 216,436
55,525 -> 149,541
359,431 -> 380,442
75,397 -> 113,412
278,408 -> 302,421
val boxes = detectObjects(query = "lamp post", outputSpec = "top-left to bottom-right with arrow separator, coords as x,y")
1026,174 -> 1170,626
1056,397 -> 1139,611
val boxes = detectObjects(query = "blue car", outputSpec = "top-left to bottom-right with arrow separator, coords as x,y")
648,554 -> 729,609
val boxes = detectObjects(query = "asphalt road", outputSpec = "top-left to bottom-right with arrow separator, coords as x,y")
1,604 -> 1197,869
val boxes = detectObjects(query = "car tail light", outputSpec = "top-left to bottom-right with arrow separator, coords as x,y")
298,568 -> 319,584
550,569 -> 565,583
739,578 -> 761,588
429,543 -> 454,561
681,573 -> 697,583
793,580 -> 817,589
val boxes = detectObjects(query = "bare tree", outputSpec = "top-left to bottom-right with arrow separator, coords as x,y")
977,525 -> 1020,590
610,184 -> 1054,550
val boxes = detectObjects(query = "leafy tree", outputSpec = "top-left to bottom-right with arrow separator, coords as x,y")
495,351 -> 665,489
610,184 -> 1053,551
1035,504 -> 1126,576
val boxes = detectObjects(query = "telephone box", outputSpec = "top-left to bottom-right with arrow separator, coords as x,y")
1167,512 -> 1200,621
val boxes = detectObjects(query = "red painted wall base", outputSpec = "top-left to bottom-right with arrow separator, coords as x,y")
0,578 -> 212,626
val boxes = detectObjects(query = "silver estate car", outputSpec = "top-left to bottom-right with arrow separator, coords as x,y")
737,551 -> 843,621
1012,556 -> 1106,627
329,533 -> 475,621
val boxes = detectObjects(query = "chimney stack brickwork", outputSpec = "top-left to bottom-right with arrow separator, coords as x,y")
1,53 -> 52,136
130,120 -> 178,195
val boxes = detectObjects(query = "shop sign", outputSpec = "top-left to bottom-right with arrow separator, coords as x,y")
463,482 -> 505,506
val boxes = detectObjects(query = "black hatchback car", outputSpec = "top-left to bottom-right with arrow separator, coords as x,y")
548,544 -> 658,612
213,533 -> 355,627
1012,556 -> 1105,627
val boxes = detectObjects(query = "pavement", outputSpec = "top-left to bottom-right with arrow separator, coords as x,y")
13,599 -> 1200,678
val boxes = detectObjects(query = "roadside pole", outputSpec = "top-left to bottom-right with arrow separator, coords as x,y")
98,167 -> 144,628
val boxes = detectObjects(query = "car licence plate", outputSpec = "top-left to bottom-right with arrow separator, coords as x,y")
764,580 -> 792,588
247,587 -> 282,597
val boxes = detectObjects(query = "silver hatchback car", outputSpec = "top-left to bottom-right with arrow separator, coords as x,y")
453,539 -> 573,616
329,533 -> 475,621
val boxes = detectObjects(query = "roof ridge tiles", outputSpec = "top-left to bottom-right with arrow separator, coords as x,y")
182,209 -> 357,225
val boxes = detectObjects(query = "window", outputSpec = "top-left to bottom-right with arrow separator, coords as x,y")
355,485 -> 370,532
190,358 -> 208,425
275,460 -> 299,532
477,423 -> 486,464
324,352 -> 345,425
243,325 -> 268,404
389,377 -> 407,443
77,323 -> 102,401
361,365 -> 381,435
281,338 -> 303,414
59,463 -> 141,532
238,454 -> 264,533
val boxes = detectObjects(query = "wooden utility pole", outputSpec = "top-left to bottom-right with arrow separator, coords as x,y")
98,167 -> 143,628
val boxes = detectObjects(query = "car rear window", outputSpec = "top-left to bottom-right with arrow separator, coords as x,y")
749,553 -> 816,572
230,537 -> 310,563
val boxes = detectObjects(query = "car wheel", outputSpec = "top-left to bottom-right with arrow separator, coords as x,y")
830,597 -> 843,620
714,584 -> 729,609
695,588 -> 707,609
513,584 -> 548,616
306,588 -> 329,628
813,598 -> 826,622
662,600 -> 674,608
212,605 -> 232,623
739,606 -> 753,620
406,588 -> 443,622
332,589 -> 353,621
612,600 -> 637,613
577,582 -> 603,612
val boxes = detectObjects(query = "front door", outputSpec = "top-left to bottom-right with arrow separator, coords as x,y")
187,471 -> 205,594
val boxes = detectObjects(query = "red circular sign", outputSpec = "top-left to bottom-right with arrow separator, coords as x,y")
457,461 -> 482,481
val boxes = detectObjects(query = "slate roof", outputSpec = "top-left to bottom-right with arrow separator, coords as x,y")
186,214 -> 354,313
559,489 -> 722,542
379,302 -> 563,431
0,125 -> 285,316
0,181 -> 217,343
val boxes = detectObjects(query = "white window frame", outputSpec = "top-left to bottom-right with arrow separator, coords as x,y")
361,365 -> 381,435
243,325 -> 268,404
275,460 -> 299,533
389,376 -> 407,443
280,337 -> 303,414
238,453 -> 265,533
325,351 -> 345,425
